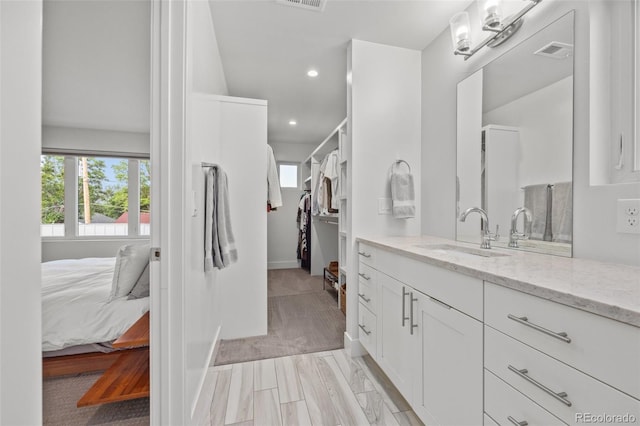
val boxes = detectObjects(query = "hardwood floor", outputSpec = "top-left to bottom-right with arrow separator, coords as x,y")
205,349 -> 423,426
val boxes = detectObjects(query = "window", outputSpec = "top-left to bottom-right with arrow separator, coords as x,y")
41,155 -> 150,238
41,155 -> 65,236
279,163 -> 298,188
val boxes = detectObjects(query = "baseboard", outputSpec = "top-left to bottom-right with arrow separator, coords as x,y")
190,325 -> 221,420
344,331 -> 367,357
268,260 -> 300,270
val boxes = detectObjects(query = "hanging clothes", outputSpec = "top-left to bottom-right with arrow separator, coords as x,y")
313,149 -> 340,215
296,192 -> 311,270
267,144 -> 282,211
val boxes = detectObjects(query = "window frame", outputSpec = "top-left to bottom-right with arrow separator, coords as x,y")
41,153 -> 150,240
277,161 -> 300,189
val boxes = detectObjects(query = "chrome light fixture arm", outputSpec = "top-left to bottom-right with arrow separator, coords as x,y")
452,0 -> 542,60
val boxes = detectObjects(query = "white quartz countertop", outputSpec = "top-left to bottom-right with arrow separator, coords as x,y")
356,235 -> 640,328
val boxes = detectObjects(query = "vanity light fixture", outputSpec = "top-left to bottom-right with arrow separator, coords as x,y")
450,0 -> 542,60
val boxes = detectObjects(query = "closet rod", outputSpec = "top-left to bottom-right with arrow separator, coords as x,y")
319,220 -> 339,225
201,162 -> 217,168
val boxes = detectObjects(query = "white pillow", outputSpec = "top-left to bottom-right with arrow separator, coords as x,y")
110,243 -> 150,301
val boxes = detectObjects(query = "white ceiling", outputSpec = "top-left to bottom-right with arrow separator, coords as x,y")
209,0 -> 473,145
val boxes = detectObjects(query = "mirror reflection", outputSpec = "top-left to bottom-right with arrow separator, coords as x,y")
456,11 -> 574,257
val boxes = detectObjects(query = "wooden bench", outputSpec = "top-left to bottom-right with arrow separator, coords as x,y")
77,311 -> 150,407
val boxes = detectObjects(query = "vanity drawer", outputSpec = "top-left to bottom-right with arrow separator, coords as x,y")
358,243 -> 376,266
485,369 -> 565,426
485,326 -> 640,424
485,282 -> 640,399
357,273 -> 376,314
358,263 -> 376,284
376,248 -> 482,320
358,302 -> 376,357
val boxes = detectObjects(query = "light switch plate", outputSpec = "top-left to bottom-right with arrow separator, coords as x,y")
616,199 -> 640,234
378,198 -> 392,215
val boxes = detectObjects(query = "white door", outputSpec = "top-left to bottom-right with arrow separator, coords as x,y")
376,272 -> 417,399
413,295 -> 483,426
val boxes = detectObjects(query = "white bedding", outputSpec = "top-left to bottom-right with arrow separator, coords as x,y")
42,257 -> 149,352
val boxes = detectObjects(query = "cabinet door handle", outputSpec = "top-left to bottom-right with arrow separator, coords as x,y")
507,314 -> 571,343
358,272 -> 370,280
359,324 -> 371,335
409,291 -> 418,335
402,286 -> 409,327
507,416 -> 528,426
358,293 -> 371,303
508,365 -> 572,407
358,251 -> 371,258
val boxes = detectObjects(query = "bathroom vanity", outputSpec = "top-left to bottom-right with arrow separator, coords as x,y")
356,235 -> 640,426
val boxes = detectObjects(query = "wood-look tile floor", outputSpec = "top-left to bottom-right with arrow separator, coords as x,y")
204,349 -> 424,426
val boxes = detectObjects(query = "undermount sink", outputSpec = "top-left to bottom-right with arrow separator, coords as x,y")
414,243 -> 510,258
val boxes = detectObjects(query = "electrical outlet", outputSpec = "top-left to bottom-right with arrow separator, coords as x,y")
617,199 -> 640,234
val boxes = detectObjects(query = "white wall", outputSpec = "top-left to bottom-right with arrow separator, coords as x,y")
267,142 -> 315,270
42,0 -> 150,133
421,1 -> 640,266
0,1 -> 43,424
181,3 -> 233,423
347,39 -> 422,349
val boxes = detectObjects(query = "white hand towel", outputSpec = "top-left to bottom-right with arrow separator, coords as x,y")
204,168 -> 215,272
391,172 -> 415,219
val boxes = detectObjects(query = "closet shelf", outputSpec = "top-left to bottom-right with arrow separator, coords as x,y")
304,176 -> 312,183
340,159 -> 348,165
339,266 -> 348,276
339,231 -> 347,238
303,117 -> 347,164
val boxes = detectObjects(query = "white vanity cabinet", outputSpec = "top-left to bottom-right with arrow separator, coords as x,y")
413,293 -> 483,426
484,282 -> 640,425
357,243 -> 484,425
377,271 -> 418,399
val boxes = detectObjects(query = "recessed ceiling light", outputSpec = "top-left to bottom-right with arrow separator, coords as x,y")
289,120 -> 297,126
307,69 -> 319,78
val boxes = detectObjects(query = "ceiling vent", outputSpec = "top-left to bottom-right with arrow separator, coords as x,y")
276,0 -> 326,13
534,42 -> 574,60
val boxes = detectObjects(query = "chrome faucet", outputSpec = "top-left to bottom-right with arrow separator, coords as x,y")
459,207 -> 499,249
509,207 -> 532,248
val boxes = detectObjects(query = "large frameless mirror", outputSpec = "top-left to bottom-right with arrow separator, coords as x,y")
456,11 -> 574,257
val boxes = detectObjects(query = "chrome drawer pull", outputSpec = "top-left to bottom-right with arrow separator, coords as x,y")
507,416 -> 528,426
508,365 -> 572,407
358,272 -> 371,280
409,291 -> 418,335
358,251 -> 371,258
358,293 -> 371,303
359,324 -> 371,335
402,286 -> 410,327
507,314 -> 571,343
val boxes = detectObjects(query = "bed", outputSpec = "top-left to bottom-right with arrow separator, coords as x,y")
42,246 -> 150,378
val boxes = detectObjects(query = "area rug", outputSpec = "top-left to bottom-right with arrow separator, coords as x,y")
214,268 -> 345,365
43,372 -> 149,425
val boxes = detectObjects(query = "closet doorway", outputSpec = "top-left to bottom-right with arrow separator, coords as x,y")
214,131 -> 347,366
40,1 -> 152,424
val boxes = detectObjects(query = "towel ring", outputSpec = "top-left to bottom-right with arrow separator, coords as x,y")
393,160 -> 411,173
